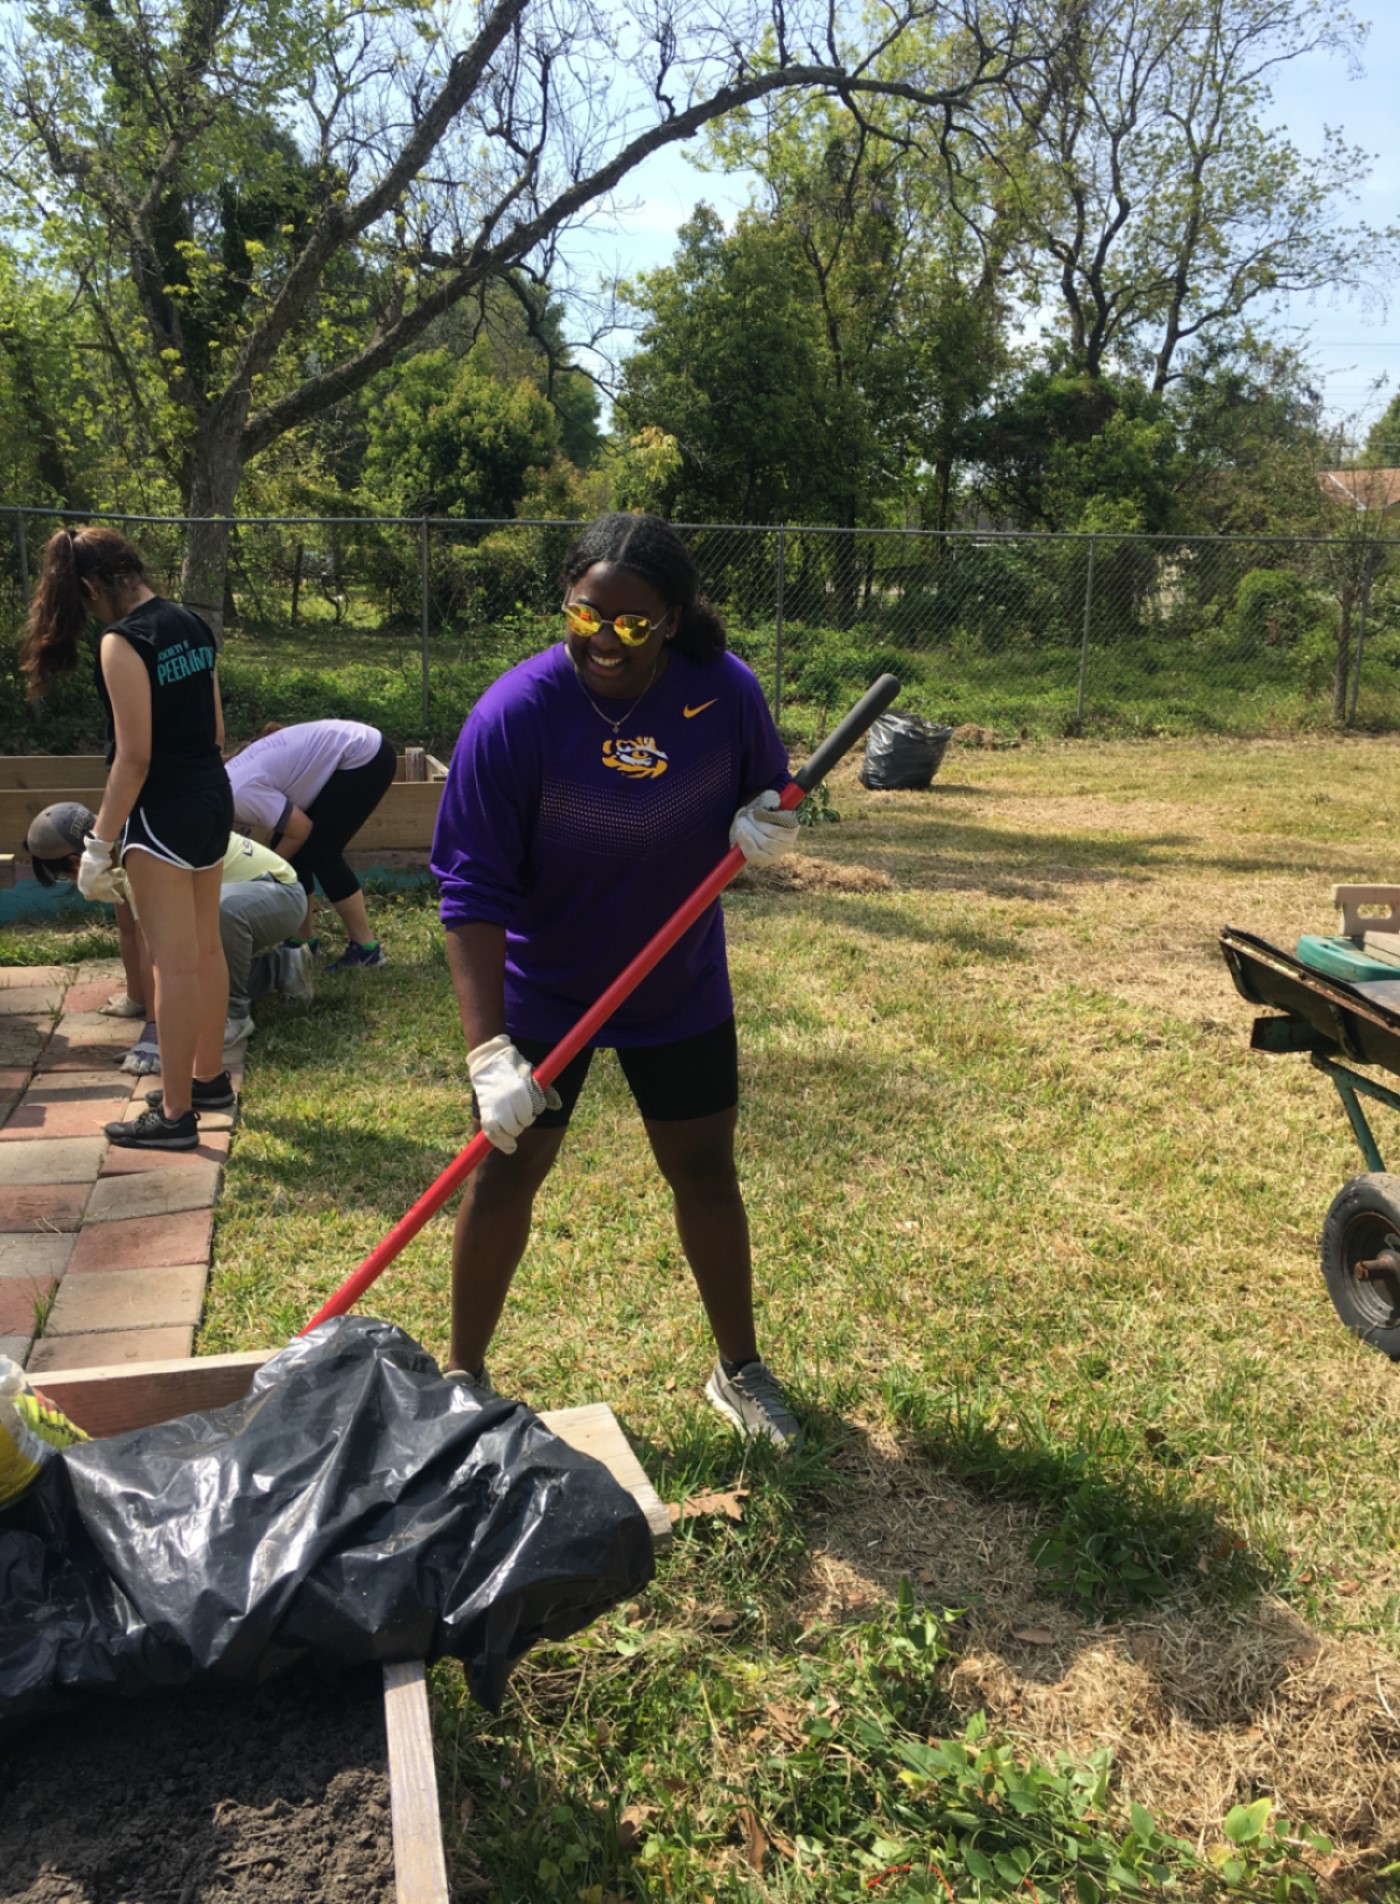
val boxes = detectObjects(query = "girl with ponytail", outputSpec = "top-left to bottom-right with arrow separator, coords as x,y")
19,527 -> 234,1150
431,511 -> 806,1448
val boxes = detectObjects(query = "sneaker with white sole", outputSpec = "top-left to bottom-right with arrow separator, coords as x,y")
443,1363 -> 500,1404
223,1014 -> 254,1049
705,1358 -> 803,1450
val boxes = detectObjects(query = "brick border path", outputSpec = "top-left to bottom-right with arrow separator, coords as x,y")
0,961 -> 239,1374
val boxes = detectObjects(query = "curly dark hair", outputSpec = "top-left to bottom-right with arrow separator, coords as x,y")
560,513 -> 725,662
19,526 -> 148,699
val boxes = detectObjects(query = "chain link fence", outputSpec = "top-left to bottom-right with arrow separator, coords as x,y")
2,508 -> 1397,756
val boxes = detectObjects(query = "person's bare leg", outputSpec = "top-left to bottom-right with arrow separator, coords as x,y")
123,855 -> 203,1119
448,1126 -> 567,1373
643,1109 -> 758,1364
190,863 -> 228,1080
332,888 -> 374,945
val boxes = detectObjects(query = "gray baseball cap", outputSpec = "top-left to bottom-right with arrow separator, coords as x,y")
26,802 -> 97,886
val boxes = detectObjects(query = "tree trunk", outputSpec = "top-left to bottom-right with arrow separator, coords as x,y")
179,418 -> 246,645
1333,595 -> 1353,726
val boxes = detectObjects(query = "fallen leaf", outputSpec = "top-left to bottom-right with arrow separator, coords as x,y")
770,1830 -> 797,1860
763,1701 -> 807,1742
664,1375 -> 677,1391
1336,1579 -> 1360,1596
458,1796 -> 475,1826
667,1487 -> 749,1526
1012,1626 -> 1056,1646
617,1803 -> 657,1853
737,1805 -> 769,1872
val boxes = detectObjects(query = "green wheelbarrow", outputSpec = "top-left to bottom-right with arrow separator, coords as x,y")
1221,893 -> 1400,1360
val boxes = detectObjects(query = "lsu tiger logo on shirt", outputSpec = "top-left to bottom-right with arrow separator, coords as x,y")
602,735 -> 669,779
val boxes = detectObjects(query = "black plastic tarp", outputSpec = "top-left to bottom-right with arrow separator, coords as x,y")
0,1318 -> 654,1720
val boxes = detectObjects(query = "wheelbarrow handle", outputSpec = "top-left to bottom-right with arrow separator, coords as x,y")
301,670 -> 902,1333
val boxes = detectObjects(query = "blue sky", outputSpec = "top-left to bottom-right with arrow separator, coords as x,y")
569,10 -> 1397,444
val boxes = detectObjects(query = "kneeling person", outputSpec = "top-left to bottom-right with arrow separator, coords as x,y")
25,804 -> 313,1098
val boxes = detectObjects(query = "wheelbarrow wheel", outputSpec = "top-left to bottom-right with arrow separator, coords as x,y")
1320,1173 -> 1400,1359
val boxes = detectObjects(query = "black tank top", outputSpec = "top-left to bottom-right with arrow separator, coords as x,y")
95,598 -> 227,795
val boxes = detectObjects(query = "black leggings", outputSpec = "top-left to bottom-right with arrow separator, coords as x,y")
286,735 -> 397,904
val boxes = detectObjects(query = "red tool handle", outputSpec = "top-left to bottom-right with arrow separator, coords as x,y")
301,673 -> 901,1332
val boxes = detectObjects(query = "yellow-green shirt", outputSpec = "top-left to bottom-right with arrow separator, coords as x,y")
222,832 -> 297,886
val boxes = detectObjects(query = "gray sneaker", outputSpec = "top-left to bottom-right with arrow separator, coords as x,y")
705,1359 -> 803,1450
444,1363 -> 500,1404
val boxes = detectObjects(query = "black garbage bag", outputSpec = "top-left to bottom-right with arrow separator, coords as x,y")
858,711 -> 954,790
0,1318 -> 654,1721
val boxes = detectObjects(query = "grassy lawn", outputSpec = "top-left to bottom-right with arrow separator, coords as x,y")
17,732 -> 1400,1898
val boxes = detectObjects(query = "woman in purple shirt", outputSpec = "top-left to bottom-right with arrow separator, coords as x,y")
432,513 -> 804,1447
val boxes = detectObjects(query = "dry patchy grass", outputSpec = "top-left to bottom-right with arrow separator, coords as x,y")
191,731 -> 1400,1897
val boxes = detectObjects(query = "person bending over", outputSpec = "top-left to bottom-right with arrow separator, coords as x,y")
25,804 -> 314,1091
225,719 -> 396,969
19,529 -> 231,1150
431,512 -> 804,1448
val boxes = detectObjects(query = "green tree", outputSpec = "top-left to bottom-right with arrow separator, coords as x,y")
614,207 -> 861,523
1361,394 -> 1400,468
1001,0 -> 1387,391
1,0 -> 1038,637
360,347 -> 564,519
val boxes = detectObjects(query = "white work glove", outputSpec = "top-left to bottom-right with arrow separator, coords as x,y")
77,834 -> 123,902
467,1035 -> 563,1155
729,789 -> 800,866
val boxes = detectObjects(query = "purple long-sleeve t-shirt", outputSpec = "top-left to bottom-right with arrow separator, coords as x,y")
432,642 -> 791,1046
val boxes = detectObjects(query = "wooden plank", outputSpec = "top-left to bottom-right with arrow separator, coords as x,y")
1,785 -> 106,852
346,782 -> 444,852
542,1401 -> 673,1550
33,1349 -> 271,1435
1335,884 -> 1400,936
0,756 -> 108,790
382,1661 -> 451,1904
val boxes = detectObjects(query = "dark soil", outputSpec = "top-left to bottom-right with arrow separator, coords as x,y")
0,1665 -> 395,1903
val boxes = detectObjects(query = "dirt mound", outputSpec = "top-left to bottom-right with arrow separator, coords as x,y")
731,853 -> 893,894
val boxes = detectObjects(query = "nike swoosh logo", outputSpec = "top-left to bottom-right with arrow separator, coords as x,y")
684,699 -> 718,718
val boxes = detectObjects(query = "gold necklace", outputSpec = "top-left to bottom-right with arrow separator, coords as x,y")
572,652 -> 664,733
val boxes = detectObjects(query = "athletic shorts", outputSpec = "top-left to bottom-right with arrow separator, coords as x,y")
514,1015 -> 739,1127
121,778 -> 233,873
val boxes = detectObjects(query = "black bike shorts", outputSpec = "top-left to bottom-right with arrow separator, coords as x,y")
513,1015 -> 739,1127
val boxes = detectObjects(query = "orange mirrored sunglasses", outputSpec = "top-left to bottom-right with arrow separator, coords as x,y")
562,601 -> 665,647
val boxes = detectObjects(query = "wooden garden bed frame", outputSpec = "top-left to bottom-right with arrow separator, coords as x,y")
0,754 -> 450,856
38,1350 -> 671,1904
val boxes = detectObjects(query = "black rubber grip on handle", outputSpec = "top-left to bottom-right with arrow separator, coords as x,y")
793,672 -> 902,793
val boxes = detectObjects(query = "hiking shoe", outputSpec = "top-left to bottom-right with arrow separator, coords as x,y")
274,943 -> 315,1005
327,940 -> 385,971
705,1359 -> 803,1450
104,1107 -> 199,1150
146,1071 -> 235,1112
443,1363 -> 500,1404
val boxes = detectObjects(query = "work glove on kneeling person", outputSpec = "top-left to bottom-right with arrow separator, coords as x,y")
467,1035 -> 563,1155
729,788 -> 800,866
77,834 -> 124,903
